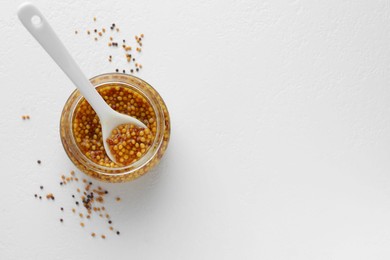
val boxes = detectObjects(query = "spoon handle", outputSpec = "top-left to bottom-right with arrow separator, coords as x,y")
17,3 -> 109,120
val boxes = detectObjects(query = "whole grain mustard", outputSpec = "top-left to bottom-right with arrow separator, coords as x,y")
73,85 -> 157,167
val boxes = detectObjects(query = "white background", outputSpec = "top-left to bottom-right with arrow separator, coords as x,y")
1,0 -> 390,259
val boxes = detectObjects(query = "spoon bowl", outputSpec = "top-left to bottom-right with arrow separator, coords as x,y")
100,109 -> 147,163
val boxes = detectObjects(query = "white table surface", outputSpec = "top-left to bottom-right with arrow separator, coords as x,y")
1,0 -> 390,259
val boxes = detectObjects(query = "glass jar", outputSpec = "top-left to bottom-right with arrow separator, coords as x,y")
60,73 -> 170,183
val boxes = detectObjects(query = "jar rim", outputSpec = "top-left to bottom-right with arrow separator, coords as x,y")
60,73 -> 168,178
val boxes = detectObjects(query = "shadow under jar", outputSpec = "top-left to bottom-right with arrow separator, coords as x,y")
60,73 -> 170,183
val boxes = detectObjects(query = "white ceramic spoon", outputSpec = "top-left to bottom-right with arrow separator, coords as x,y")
18,2 -> 146,164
